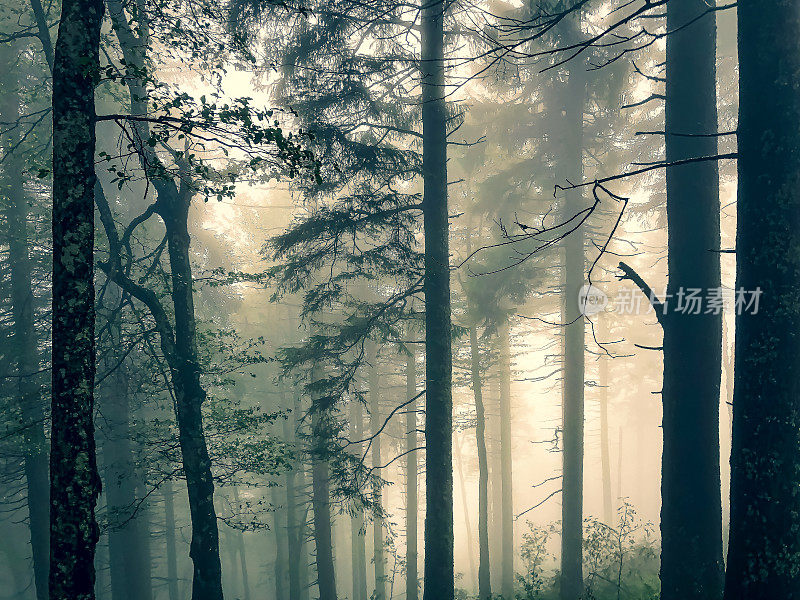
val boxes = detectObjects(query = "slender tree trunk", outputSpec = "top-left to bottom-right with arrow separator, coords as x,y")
498,324 -> 514,600
368,342 -> 386,600
349,399 -> 368,600
724,4 -> 800,599
488,377 -> 502,588
454,435 -> 477,592
468,327 -> 491,599
405,345 -> 419,600
163,481 -> 180,600
102,371 -> 153,600
661,3 -> 724,599
616,428 -> 623,512
559,13 -> 588,599
272,485 -> 288,600
598,317 -> 612,526
285,408 -> 303,600
102,4 -> 225,597
420,1 -> 454,598
49,0 -> 104,595
0,42 -> 50,600
233,491 -> 251,600
310,365 -> 337,600
162,201 -> 224,600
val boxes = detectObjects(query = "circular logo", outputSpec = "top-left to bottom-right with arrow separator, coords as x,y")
578,284 -> 608,316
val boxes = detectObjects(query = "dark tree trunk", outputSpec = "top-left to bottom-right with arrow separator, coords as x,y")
101,5 -> 225,596
661,2 -> 724,599
560,15 -> 587,597
498,325 -> 514,600
405,345 -> 419,600
49,0 -> 104,595
163,201 -> 224,600
420,0 -> 454,598
310,366 -> 337,600
368,342 -> 386,600
0,41 -> 50,600
724,4 -> 800,599
469,327 -> 491,599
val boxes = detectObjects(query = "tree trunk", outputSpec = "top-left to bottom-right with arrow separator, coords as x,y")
468,327 -> 491,599
368,342 -> 386,600
724,4 -> 800,599
405,345 -> 419,600
49,0 -> 104,594
163,481 -> 180,600
420,0 -> 454,598
163,202 -> 224,600
272,484 -> 288,600
310,365 -> 337,600
0,41 -> 50,600
598,317 -> 612,526
560,13 -> 587,597
488,377 -> 502,588
349,398 -> 368,600
661,2 -> 724,599
454,435 -> 477,591
102,370 -> 153,600
498,324 -> 514,600
233,490 -> 251,600
284,407 -> 303,600
102,4 -> 225,597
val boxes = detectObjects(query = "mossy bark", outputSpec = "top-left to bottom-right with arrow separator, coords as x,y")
724,3 -> 800,598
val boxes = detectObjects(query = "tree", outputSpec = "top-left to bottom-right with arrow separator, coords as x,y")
405,341 -> 420,600
660,2 -> 724,599
421,1 -> 455,599
0,39 -> 49,600
560,11 -> 588,599
49,0 -> 104,596
724,4 -> 800,599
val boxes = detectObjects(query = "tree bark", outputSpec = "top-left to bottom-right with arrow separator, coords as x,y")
368,342 -> 386,600
661,2 -> 724,599
349,398 -> 368,600
724,3 -> 800,599
598,316 -> 612,526
310,365 -> 337,600
498,324 -> 514,600
454,434 -> 477,591
101,369 -> 153,600
233,489 -> 251,600
163,199 -> 224,600
405,345 -> 419,600
272,484 -> 288,600
0,40 -> 50,600
163,481 -> 180,600
465,279 -> 491,599
284,406 -> 304,600
49,0 -> 104,595
100,5 -> 225,597
560,13 -> 587,597
420,0 -> 454,598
